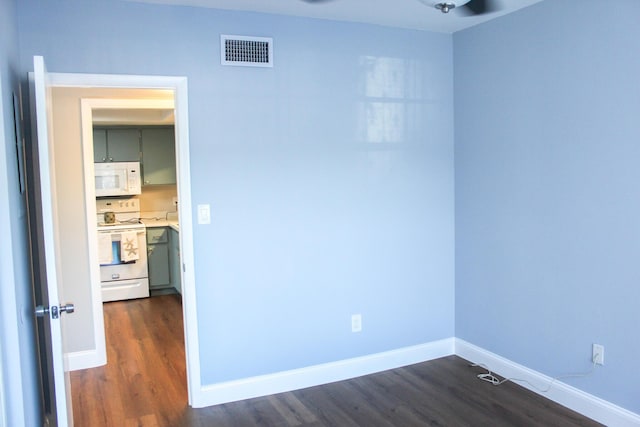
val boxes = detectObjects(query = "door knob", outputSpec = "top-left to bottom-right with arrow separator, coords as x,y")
35,305 -> 49,318
35,303 -> 75,319
59,303 -> 75,314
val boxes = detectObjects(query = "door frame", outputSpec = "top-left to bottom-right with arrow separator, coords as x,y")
47,72 -> 202,405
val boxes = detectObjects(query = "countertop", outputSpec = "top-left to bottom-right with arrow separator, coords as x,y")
140,218 -> 179,232
140,210 -> 179,231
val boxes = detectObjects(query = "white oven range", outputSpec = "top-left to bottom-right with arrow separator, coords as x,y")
96,197 -> 149,302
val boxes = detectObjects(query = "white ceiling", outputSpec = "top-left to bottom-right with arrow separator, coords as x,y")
124,0 -> 543,33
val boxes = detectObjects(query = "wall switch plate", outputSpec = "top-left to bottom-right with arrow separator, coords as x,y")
592,344 -> 604,365
351,314 -> 362,333
197,204 -> 211,224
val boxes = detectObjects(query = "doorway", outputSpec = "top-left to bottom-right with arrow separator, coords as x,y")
42,72 -> 201,413
75,95 -> 185,421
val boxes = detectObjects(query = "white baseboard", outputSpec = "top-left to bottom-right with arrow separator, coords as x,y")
65,349 -> 106,371
192,337 -> 455,408
455,338 -> 640,427
193,336 -> 640,426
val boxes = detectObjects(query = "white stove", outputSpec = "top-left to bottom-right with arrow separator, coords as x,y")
96,197 -> 149,302
96,198 -> 145,230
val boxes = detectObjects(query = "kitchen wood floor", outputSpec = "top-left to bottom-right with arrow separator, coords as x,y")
71,296 -> 602,427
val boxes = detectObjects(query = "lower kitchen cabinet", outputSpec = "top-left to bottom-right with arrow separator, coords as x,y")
147,226 -> 181,295
170,228 -> 181,294
147,227 -> 171,291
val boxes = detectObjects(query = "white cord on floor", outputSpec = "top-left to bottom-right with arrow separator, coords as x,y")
470,357 -> 599,393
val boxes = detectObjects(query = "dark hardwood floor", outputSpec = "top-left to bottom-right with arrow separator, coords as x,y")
71,296 -> 602,426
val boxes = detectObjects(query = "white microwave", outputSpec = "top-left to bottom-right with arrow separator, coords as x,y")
94,162 -> 142,197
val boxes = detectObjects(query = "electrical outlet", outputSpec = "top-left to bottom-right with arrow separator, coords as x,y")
351,314 -> 362,333
592,344 -> 604,365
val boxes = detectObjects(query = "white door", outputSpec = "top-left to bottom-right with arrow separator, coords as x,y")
31,55 -> 74,427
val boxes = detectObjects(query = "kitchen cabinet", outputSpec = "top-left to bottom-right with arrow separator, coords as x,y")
93,129 -> 107,163
93,128 -> 141,163
141,127 -> 176,185
146,227 -> 171,291
170,228 -> 181,294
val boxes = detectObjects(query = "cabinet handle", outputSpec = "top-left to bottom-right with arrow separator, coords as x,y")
108,157 -> 113,162
102,157 -> 106,162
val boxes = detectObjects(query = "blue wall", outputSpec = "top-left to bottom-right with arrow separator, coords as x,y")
0,0 -> 40,424
455,0 -> 640,413
16,0 -> 455,384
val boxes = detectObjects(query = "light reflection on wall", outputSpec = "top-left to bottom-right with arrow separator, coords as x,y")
359,102 -> 404,143
358,55 -> 428,144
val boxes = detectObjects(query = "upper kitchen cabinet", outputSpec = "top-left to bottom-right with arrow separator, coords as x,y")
93,129 -> 108,163
93,128 -> 141,163
141,127 -> 176,185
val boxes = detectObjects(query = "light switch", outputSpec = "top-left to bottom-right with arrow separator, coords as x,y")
197,204 -> 211,224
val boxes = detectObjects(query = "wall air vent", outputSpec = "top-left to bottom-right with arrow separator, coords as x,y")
221,35 -> 273,68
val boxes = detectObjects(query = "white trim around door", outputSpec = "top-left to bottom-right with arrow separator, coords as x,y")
47,72 -> 202,406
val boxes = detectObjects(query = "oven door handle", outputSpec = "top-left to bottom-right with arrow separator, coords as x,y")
98,229 -> 146,235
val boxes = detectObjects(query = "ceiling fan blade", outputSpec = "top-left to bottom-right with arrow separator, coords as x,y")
458,0 -> 500,16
